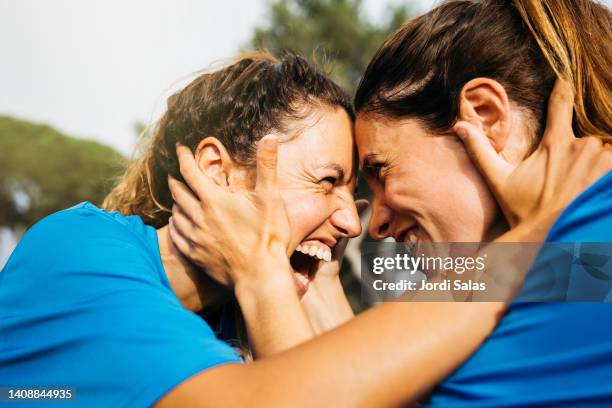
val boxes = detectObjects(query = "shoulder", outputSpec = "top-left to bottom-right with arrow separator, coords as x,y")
1,202 -> 165,298
547,171 -> 612,242
8,202 -> 156,265
27,201 -> 150,243
0,204 -> 241,406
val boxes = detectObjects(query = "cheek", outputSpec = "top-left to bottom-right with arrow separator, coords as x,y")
434,174 -> 499,241
281,191 -> 332,244
385,159 -> 499,241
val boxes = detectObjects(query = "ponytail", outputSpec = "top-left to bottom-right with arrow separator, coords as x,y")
513,0 -> 612,137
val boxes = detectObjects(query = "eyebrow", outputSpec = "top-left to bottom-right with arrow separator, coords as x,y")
319,162 -> 345,181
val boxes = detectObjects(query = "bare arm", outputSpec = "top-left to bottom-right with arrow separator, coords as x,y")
160,81 -> 612,406
157,301 -> 506,408
161,175 -> 546,408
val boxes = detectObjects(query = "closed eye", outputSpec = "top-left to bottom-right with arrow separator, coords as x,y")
363,163 -> 384,182
320,176 -> 338,190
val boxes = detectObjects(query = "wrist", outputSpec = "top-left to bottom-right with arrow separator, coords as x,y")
517,211 -> 558,241
233,254 -> 296,304
302,276 -> 354,333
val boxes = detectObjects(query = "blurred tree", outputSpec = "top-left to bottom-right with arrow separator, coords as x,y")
250,0 -> 413,96
0,116 -> 125,232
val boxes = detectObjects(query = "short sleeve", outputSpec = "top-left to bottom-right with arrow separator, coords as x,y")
0,203 -> 241,408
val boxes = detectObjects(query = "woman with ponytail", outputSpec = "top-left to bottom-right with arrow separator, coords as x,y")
350,0 -> 612,405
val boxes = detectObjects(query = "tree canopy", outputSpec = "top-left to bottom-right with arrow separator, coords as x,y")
0,116 -> 125,230
250,0 -> 412,96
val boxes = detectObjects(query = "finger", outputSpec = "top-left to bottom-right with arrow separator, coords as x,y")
543,79 -> 575,143
168,216 -> 194,256
172,204 -> 205,242
453,121 -> 513,189
169,178 -> 206,227
176,144 -> 218,199
255,135 -> 279,194
356,199 -> 369,216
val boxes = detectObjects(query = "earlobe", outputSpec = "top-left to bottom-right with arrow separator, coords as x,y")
194,137 -> 232,187
458,78 -> 511,152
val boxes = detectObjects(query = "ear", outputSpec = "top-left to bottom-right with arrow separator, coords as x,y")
193,137 -> 235,188
458,78 -> 511,152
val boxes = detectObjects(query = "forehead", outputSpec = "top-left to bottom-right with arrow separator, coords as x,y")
281,106 -> 355,168
355,115 -> 405,158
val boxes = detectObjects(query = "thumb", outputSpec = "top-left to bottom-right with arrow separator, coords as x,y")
454,121 -> 513,190
255,135 -> 279,193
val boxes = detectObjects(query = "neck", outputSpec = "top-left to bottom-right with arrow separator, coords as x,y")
156,225 -> 231,313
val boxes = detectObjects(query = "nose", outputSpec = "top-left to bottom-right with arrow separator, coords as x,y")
368,195 -> 393,240
330,200 -> 362,238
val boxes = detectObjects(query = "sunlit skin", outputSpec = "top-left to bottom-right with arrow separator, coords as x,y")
275,106 -> 361,258
270,106 -> 362,295
355,115 -> 508,244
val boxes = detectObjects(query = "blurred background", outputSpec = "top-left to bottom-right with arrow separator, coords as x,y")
0,0 -> 438,307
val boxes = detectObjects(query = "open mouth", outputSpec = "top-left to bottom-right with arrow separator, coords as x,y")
397,226 -> 421,255
289,241 -> 332,295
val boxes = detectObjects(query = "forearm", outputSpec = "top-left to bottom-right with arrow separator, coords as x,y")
301,277 -> 354,334
162,300 -> 504,408
251,301 -> 504,406
234,255 -> 315,358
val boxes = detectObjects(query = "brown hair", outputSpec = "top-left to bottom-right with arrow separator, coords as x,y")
355,0 -> 611,139
103,52 -> 353,228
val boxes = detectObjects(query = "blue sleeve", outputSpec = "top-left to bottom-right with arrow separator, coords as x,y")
0,204 -> 241,408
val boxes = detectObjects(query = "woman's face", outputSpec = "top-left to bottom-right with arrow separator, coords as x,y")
355,115 -> 504,244
274,106 -> 361,289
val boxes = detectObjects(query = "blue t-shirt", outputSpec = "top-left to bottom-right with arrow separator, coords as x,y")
427,171 -> 612,407
0,203 -> 241,407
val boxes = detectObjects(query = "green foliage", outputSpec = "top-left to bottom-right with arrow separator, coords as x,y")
250,0 -> 413,96
0,116 -> 125,229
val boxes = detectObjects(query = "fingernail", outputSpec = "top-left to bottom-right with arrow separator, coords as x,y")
261,135 -> 278,147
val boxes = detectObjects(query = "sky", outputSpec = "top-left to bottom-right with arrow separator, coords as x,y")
0,0 -> 437,156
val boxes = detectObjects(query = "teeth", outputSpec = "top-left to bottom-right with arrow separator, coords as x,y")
295,272 -> 309,287
316,247 -> 324,260
294,243 -> 333,262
